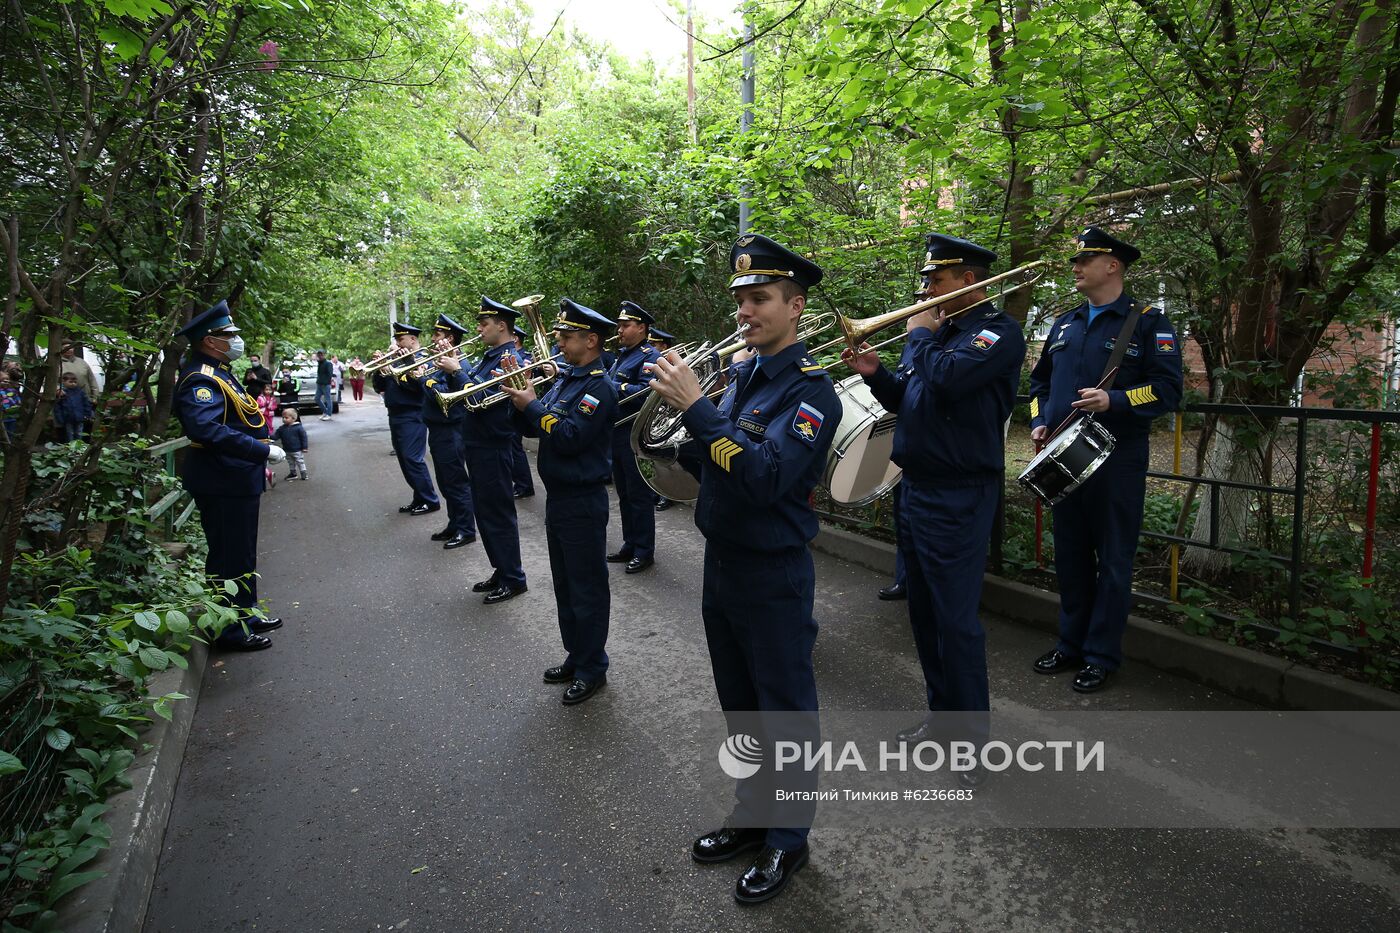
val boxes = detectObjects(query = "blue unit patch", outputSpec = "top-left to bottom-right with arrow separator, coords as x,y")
194,386 -> 214,403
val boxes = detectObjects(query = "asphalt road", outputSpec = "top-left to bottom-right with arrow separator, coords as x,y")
145,397 -> 1400,933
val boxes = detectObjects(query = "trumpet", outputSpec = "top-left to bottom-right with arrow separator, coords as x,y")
432,353 -> 563,415
363,345 -> 414,373
389,334 -> 483,376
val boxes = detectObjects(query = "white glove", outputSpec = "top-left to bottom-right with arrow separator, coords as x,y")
267,444 -> 287,464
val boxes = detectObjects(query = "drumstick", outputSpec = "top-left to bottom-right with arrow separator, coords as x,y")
1046,366 -> 1117,442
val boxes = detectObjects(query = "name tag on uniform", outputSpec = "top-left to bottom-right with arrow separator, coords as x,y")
1047,340 -> 1067,353
1104,339 -> 1140,358
736,416 -> 768,435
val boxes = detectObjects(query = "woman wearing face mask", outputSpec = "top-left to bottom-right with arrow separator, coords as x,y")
173,300 -> 288,652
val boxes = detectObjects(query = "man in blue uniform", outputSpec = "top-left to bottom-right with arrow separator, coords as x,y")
174,301 -> 287,651
416,314 -> 477,549
650,234 -> 841,905
606,300 -> 662,573
500,300 -> 618,706
509,324 -> 536,498
844,234 -> 1026,776
1028,227 -> 1183,692
440,297 -> 528,604
371,322 -> 439,515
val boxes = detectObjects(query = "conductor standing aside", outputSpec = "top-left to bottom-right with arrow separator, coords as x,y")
1028,228 -> 1182,692
372,322 -> 440,515
417,314 -> 477,550
500,300 -> 618,706
843,234 -> 1026,783
650,234 -> 840,905
441,297 -> 529,604
174,301 -> 287,651
606,300 -> 662,574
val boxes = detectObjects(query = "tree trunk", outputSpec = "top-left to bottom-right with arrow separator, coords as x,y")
1182,415 -> 1279,575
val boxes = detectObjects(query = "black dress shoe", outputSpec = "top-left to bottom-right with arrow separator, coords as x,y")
398,502 -> 420,513
878,582 -> 907,601
692,826 -> 766,864
408,503 -> 440,516
734,844 -> 809,905
606,549 -> 632,563
958,766 -> 989,790
430,526 -> 454,541
513,489 -> 535,499
471,575 -> 500,593
248,616 -> 283,634
1072,664 -> 1111,693
442,533 -> 476,549
561,676 -> 605,706
655,499 -> 672,512
217,633 -> 272,652
895,716 -> 940,744
624,555 -> 654,574
1034,648 -> 1082,675
483,584 -> 526,605
542,664 -> 576,684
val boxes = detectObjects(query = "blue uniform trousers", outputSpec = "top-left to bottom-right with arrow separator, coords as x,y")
892,482 -> 907,587
545,487 -> 610,680
898,480 -> 998,723
509,435 -> 535,494
194,493 -> 261,646
702,544 -> 819,852
427,422 -> 475,537
464,445 -> 526,589
1051,443 -> 1148,671
610,429 -> 654,559
388,412 -> 438,507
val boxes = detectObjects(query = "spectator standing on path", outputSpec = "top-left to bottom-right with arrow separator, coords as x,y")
173,299 -> 286,651
257,384 -> 280,424
315,350 -> 334,420
53,372 -> 94,442
276,367 -> 298,407
346,357 -> 366,401
273,408 -> 309,480
59,341 -> 100,399
243,354 -> 273,394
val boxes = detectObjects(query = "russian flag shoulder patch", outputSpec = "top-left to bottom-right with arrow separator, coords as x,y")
578,393 -> 599,415
1156,333 -> 1177,353
971,328 -> 1002,351
791,401 -> 824,443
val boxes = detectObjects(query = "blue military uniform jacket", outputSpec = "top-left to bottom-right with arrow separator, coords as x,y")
461,342 -> 524,448
514,361 -> 618,489
609,342 -> 661,428
681,341 -> 841,553
1028,293 -> 1183,447
418,362 -> 467,426
865,301 -> 1026,485
175,351 -> 271,497
372,351 -> 431,415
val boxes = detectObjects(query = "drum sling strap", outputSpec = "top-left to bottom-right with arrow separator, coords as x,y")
1048,300 -> 1145,442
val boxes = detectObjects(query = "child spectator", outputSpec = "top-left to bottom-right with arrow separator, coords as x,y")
273,407 -> 309,480
0,368 -> 21,440
257,383 -> 280,425
53,372 -> 93,442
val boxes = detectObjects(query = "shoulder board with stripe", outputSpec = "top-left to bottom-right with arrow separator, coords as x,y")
589,369 -> 605,376
200,364 -> 215,376
1131,299 -> 1155,316
798,357 -> 827,376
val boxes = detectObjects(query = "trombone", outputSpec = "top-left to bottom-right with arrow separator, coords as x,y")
805,260 -> 1047,360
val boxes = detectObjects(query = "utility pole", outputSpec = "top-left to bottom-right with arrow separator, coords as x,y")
686,0 -> 697,145
388,287 -> 398,342
738,7 -> 754,234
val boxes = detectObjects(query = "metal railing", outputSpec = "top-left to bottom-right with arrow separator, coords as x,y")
144,436 -> 194,535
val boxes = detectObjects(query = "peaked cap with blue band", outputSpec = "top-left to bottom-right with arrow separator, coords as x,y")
1072,226 -> 1141,265
649,326 -> 675,345
177,300 -> 239,343
617,300 -> 654,326
432,313 -> 468,340
919,233 -> 998,273
392,321 -> 422,337
554,298 -> 615,335
479,295 -> 519,321
512,324 -> 528,339
728,233 -> 823,290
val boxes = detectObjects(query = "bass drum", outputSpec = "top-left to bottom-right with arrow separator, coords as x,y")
1017,415 -> 1115,505
821,375 -> 902,507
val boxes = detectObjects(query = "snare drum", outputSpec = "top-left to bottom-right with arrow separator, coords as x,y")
821,375 -> 903,507
1017,416 -> 1116,505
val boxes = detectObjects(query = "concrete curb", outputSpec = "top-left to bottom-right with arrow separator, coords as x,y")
812,523 -> 1400,711
57,639 -> 208,933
